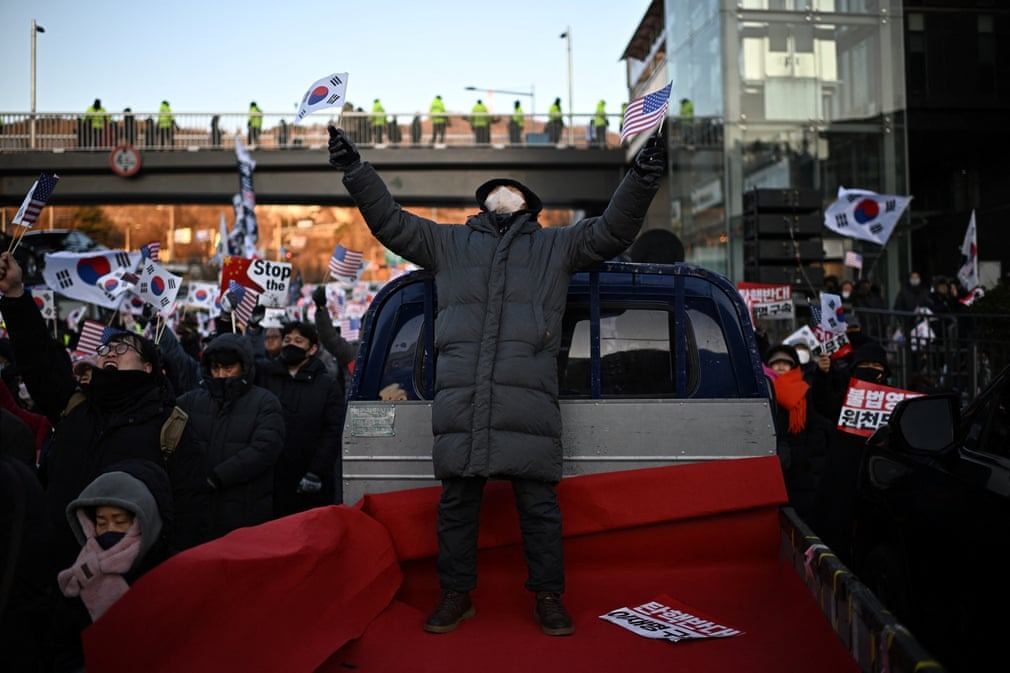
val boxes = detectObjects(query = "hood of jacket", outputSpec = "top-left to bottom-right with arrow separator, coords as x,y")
65,458 -> 170,564
475,178 -> 543,216
201,333 -> 256,382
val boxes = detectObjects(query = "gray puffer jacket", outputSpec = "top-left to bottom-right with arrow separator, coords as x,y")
342,165 -> 659,482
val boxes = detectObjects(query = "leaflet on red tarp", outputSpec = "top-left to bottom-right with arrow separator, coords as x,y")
599,594 -> 744,643
736,281 -> 794,321
837,379 -> 923,437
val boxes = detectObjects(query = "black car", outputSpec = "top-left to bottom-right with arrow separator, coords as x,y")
853,364 -> 1010,673
0,228 -> 107,285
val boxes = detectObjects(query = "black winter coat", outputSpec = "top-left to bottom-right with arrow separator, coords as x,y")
177,333 -> 285,538
341,163 -> 660,483
257,355 -> 344,512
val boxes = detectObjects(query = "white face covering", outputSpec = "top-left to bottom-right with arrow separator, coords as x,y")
484,186 -> 526,214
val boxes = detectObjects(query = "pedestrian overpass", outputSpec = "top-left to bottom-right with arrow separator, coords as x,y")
0,110 -> 634,214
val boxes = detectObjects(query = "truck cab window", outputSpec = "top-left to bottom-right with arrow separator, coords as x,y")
379,313 -> 423,400
559,306 -> 695,398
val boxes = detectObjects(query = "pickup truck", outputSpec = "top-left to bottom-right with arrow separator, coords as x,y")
83,261 -> 944,673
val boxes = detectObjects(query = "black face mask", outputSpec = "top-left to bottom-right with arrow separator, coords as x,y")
95,531 -> 127,550
852,366 -> 886,383
491,211 -> 519,233
280,344 -> 308,367
205,375 -> 246,402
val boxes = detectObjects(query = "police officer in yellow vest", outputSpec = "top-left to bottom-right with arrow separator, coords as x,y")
83,98 -> 108,147
248,101 -> 263,146
593,100 -> 608,148
678,98 -> 694,145
508,100 -> 525,145
430,95 -> 448,144
469,99 -> 490,144
547,97 -> 563,144
158,100 -> 175,147
370,99 -> 386,144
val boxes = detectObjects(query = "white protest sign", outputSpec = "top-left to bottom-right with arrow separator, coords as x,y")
837,379 -> 923,438
245,258 -> 293,308
599,594 -> 743,643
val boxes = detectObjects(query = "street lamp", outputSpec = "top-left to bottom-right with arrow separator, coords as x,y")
30,19 -> 45,149
464,85 -> 535,116
560,27 -> 573,145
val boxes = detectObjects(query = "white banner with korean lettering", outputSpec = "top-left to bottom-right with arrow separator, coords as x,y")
599,594 -> 743,643
837,379 -> 923,438
736,282 -> 794,321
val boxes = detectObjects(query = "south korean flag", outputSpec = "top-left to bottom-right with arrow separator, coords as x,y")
134,261 -> 182,316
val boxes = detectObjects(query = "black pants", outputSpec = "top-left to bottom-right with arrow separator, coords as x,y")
437,476 -> 564,594
431,122 -> 445,143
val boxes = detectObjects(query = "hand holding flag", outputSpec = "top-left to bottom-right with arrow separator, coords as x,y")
620,82 -> 672,145
295,73 -> 349,123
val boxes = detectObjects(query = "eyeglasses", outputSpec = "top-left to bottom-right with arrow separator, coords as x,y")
96,341 -> 141,357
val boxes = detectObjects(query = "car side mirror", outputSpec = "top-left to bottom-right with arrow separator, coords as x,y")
890,393 -> 958,454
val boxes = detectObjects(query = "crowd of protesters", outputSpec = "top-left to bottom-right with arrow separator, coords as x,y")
0,250 -> 361,672
755,266 -> 999,568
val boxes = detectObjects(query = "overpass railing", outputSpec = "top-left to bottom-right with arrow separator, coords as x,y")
0,111 -> 723,153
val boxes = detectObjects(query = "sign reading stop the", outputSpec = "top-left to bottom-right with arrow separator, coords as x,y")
246,258 -> 293,307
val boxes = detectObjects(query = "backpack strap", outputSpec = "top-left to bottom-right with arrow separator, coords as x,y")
160,406 -> 189,463
61,391 -> 88,419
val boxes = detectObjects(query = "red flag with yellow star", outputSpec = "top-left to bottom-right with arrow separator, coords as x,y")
219,255 -> 264,300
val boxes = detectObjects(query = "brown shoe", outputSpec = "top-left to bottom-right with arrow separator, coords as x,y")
423,590 -> 476,633
535,591 -> 575,636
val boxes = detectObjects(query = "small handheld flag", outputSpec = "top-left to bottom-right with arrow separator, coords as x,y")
74,319 -> 108,357
12,173 -> 60,229
140,241 -> 161,262
329,243 -> 364,282
620,82 -> 672,144
295,73 -> 349,123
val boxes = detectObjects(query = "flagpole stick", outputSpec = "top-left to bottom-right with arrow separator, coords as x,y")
864,246 -> 886,282
9,226 -> 27,255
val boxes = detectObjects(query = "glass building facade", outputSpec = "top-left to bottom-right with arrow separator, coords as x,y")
628,0 -> 910,293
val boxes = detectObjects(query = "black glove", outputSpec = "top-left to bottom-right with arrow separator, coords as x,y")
311,285 -> 327,309
248,303 -> 266,328
328,126 -> 361,172
219,290 -> 238,314
296,472 -> 322,494
630,134 -> 667,185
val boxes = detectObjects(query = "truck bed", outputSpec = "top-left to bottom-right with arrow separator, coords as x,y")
82,457 -> 935,673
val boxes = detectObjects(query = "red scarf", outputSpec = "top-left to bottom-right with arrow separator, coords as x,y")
773,367 -> 808,434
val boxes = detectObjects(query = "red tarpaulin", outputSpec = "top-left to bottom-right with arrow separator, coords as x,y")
84,457 -> 858,673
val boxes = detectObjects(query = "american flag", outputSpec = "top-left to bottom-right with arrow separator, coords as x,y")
141,241 -> 161,262
340,316 -> 362,341
12,173 -> 60,229
230,279 -> 261,327
329,244 -> 364,281
75,319 -> 108,356
620,83 -> 672,145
